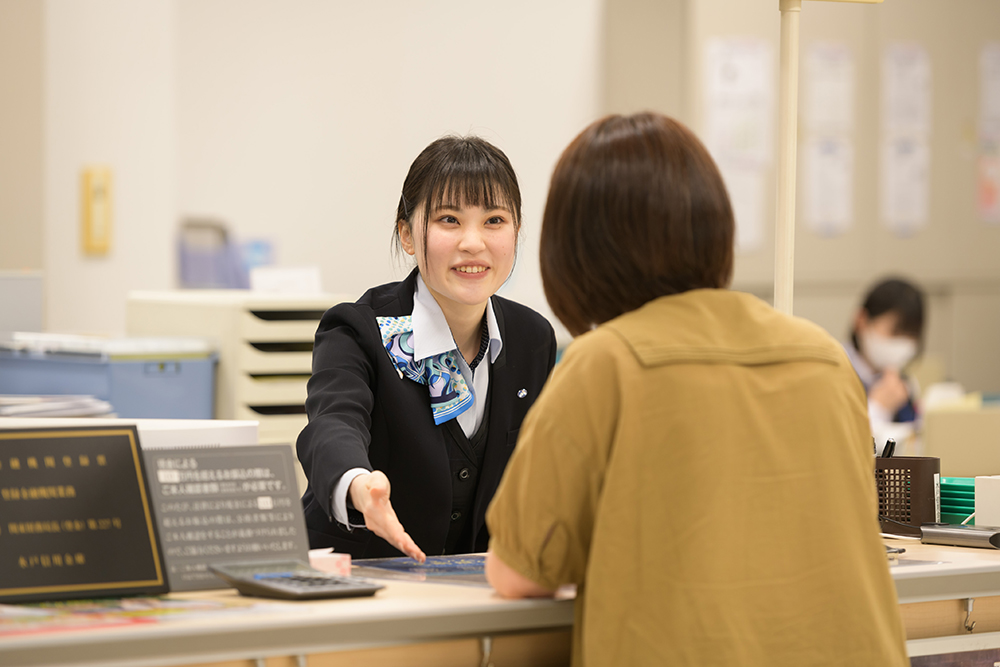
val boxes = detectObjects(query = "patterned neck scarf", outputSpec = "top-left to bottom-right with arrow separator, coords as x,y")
377,315 -> 474,426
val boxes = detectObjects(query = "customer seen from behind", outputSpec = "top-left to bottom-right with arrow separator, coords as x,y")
484,112 -> 908,666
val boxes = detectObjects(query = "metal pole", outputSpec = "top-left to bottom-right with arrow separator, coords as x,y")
774,0 -> 801,315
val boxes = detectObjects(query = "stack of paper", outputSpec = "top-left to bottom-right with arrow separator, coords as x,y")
0,395 -> 114,418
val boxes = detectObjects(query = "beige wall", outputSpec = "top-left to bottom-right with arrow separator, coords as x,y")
605,0 -> 1000,393
12,0 -> 1000,389
0,0 -> 43,272
176,0 -> 603,340
44,0 -> 176,335
32,0 -> 601,339
603,0 -> 685,118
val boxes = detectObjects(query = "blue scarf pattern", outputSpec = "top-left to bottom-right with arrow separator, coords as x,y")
376,315 -> 473,426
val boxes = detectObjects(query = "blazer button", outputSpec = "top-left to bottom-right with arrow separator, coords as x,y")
458,468 -> 471,481
451,511 -> 462,521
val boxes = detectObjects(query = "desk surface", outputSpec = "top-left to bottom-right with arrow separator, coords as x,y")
3,542 -> 1000,667
889,538 -> 1000,603
0,576 -> 574,667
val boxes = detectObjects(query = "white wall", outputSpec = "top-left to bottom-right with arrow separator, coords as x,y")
39,1 -> 605,337
44,0 -> 176,335
176,0 -> 603,339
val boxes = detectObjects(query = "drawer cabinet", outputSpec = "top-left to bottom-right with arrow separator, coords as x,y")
126,290 -> 351,492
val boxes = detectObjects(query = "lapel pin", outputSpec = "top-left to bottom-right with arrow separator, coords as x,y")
517,389 -> 527,399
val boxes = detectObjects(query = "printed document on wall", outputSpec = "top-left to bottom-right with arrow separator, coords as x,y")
980,43 -> 1000,142
804,42 -> 855,236
705,38 -> 774,167
881,43 -> 931,236
883,43 -> 931,137
979,43 -> 1000,224
704,37 -> 772,253
804,137 -> 853,237
806,42 -> 854,136
717,160 -> 765,254
881,138 -> 930,236
979,156 -> 1000,224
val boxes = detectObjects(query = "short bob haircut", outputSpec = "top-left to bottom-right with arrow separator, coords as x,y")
851,277 -> 925,348
541,112 -> 734,336
394,136 -> 522,263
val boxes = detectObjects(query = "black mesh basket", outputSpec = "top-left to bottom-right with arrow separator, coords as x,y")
875,456 -> 940,537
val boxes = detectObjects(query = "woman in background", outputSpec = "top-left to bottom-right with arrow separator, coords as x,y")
485,112 -> 907,666
297,136 -> 556,561
845,277 -> 925,436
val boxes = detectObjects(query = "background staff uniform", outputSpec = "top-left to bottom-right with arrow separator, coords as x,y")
488,289 -> 908,667
844,342 -> 919,425
299,269 -> 556,558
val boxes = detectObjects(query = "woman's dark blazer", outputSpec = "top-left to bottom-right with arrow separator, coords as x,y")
297,269 -> 557,559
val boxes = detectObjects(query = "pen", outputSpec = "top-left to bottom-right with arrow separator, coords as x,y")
882,438 -> 896,459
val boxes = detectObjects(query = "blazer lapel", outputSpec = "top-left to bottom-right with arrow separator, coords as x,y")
442,418 -> 478,464
490,301 -> 507,371
371,268 -> 419,316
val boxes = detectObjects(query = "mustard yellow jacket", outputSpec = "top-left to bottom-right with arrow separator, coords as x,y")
488,289 -> 908,667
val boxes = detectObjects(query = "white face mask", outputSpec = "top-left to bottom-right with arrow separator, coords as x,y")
860,331 -> 917,372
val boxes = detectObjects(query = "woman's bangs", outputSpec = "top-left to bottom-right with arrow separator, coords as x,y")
425,163 -> 519,220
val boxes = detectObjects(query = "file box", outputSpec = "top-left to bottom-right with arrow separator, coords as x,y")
0,335 -> 216,419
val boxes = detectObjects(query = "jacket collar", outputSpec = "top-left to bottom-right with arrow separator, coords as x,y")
371,267 -> 420,314
411,274 -> 502,364
605,289 -> 842,368
375,268 -> 506,367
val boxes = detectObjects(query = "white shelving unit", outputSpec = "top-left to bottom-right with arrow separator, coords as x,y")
126,290 -> 352,492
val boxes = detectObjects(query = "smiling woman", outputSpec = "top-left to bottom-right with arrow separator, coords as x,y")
398,201 -> 517,364
296,136 -> 556,561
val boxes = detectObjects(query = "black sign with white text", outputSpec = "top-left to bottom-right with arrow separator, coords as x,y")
0,427 -> 167,603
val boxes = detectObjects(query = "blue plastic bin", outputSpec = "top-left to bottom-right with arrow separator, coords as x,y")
0,335 -> 216,419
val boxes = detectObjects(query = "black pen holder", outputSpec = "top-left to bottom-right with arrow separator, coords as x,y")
875,456 -> 940,537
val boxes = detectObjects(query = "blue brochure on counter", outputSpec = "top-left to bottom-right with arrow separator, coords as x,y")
352,554 -> 487,586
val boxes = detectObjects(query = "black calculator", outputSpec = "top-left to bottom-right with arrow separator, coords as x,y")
209,560 -> 384,600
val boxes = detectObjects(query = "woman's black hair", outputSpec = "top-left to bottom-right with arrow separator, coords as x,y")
851,277 -> 925,348
393,136 -> 522,264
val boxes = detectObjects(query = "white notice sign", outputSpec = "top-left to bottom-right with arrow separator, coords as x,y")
804,137 -> 854,237
704,38 -> 773,254
980,42 -> 1000,142
717,160 -> 765,254
979,155 -> 1000,224
881,43 -> 932,236
705,38 -> 774,167
803,42 -> 855,237
883,43 -> 932,136
805,42 -> 854,135
881,137 -> 930,236
979,43 -> 1000,224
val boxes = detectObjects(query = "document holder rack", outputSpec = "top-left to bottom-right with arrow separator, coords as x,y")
875,456 -> 940,537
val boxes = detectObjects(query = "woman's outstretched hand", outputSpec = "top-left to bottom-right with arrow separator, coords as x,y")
348,471 -> 426,563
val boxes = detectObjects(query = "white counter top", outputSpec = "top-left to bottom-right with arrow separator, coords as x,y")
888,539 -> 1000,604
3,540 -> 1000,666
0,578 -> 574,667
